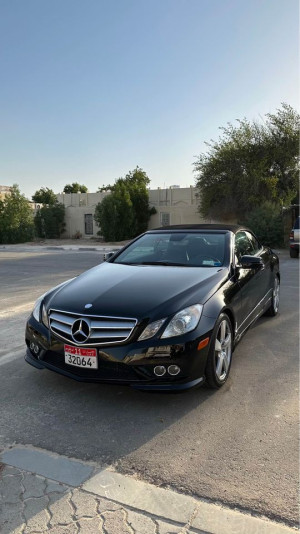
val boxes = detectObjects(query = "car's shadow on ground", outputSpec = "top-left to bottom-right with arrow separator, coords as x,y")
1,354 -> 220,464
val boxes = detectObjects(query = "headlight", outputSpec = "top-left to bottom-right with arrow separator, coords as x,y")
138,318 -> 166,341
42,304 -> 49,327
161,304 -> 203,338
32,295 -> 45,322
31,278 -> 75,325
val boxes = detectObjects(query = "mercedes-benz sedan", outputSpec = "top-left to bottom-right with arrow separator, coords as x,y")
25,225 -> 280,390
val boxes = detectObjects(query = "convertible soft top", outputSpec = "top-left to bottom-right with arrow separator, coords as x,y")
152,224 -> 247,233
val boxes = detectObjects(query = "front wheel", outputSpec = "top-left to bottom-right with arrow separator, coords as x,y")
265,276 -> 280,317
205,313 -> 233,389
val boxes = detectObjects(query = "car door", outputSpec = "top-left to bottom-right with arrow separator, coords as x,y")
234,231 -> 271,336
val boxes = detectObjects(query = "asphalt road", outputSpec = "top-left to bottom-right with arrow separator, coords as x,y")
0,249 -> 298,527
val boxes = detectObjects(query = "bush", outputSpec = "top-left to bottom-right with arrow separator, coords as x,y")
243,202 -> 284,248
0,185 -> 34,243
94,167 -> 156,241
34,203 -> 65,238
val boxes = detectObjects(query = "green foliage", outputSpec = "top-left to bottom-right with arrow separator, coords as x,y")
32,187 -> 57,205
194,103 -> 300,220
243,202 -> 284,248
63,182 -> 88,194
94,167 -> 156,241
34,203 -> 66,238
0,185 -> 34,243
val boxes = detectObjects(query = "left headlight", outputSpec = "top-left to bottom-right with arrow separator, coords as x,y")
161,304 -> 203,339
138,304 -> 203,341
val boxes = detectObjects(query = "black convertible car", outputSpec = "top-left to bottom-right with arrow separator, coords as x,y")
25,225 -> 280,390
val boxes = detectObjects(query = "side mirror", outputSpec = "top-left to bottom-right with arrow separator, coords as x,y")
239,255 -> 264,269
103,251 -> 116,261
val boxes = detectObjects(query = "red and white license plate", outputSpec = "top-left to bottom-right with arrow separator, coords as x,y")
64,345 -> 98,369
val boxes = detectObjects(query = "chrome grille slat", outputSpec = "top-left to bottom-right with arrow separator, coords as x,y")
89,331 -> 129,339
50,312 -> 74,326
51,321 -> 72,335
90,320 -> 136,329
49,309 -> 137,346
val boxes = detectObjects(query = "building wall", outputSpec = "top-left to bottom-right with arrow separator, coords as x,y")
56,187 -> 207,238
0,185 -> 12,200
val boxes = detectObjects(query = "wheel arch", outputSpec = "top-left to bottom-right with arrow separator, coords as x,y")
220,307 -> 236,343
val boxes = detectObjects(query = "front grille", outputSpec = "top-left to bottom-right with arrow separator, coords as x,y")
49,309 -> 137,346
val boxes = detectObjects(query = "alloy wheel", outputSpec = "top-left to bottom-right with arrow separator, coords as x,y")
214,319 -> 232,381
273,277 -> 280,313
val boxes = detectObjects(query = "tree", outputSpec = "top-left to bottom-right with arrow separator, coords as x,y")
0,185 -> 34,243
34,203 -> 65,238
194,103 -> 300,221
244,201 -> 284,247
63,182 -> 88,194
94,185 -> 134,241
94,167 -> 156,241
32,187 -> 57,205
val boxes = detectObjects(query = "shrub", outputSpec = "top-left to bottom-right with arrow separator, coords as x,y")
243,202 -> 284,248
0,185 -> 34,243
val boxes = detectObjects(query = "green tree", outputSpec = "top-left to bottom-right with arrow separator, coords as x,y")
243,201 -> 284,248
32,187 -> 57,205
0,185 -> 34,243
194,103 -> 300,221
94,167 -> 156,241
34,204 -> 66,238
95,185 -> 134,241
63,182 -> 88,194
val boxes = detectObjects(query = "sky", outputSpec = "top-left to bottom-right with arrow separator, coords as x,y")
0,0 -> 299,199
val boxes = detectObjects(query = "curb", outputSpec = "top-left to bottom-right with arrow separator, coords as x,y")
1,446 -> 296,534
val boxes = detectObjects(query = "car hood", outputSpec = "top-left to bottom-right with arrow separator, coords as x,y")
46,262 -> 229,321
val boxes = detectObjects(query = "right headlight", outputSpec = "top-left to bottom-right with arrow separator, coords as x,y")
31,278 -> 75,326
161,304 -> 203,339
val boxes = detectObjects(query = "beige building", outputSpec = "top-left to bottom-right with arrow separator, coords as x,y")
56,187 -> 208,239
0,185 -> 12,200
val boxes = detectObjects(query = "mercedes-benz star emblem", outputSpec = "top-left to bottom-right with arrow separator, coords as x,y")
71,319 -> 90,343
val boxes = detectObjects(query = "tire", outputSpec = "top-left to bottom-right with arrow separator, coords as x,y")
205,313 -> 233,389
290,248 -> 299,258
265,276 -> 280,317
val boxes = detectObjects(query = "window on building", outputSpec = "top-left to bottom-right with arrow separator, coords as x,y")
160,212 -> 170,226
84,214 -> 93,235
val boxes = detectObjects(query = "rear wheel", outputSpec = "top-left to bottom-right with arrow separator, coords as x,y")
290,248 -> 299,258
205,313 -> 233,389
265,276 -> 280,317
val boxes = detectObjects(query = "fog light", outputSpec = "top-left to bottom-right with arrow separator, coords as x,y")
154,366 -> 166,377
30,342 -> 40,355
168,365 -> 180,376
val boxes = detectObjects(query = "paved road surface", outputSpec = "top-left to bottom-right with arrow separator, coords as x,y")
0,250 -> 298,527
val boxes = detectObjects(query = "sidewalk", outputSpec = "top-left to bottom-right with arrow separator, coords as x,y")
0,446 -> 296,534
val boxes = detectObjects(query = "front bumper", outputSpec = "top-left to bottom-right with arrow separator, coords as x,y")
25,315 -> 215,391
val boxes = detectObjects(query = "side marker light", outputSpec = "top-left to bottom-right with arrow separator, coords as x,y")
197,337 -> 210,351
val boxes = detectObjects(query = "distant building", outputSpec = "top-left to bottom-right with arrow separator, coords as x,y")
55,186 -> 212,238
0,185 -> 12,200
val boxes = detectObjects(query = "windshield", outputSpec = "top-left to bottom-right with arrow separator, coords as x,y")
113,232 -> 227,267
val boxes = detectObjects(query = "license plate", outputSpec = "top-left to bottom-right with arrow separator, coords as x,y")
64,345 -> 98,369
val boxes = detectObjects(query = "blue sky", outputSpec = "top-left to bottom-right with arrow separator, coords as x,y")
0,0 -> 298,199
